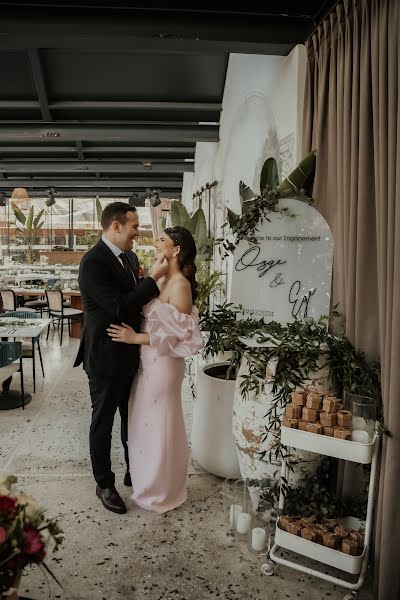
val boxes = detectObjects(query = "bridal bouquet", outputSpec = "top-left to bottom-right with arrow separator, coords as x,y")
0,474 -> 63,596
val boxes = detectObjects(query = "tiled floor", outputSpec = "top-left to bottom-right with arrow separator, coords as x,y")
0,334 -> 374,599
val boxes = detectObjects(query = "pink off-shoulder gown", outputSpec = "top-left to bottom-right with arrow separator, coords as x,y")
127,299 -> 203,513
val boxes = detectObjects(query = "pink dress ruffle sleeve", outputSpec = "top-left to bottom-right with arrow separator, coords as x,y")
146,301 -> 203,357
127,300 -> 203,514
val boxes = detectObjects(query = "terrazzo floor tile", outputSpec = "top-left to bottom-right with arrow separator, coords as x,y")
1,336 -> 374,600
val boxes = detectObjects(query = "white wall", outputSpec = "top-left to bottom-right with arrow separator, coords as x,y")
182,45 -> 307,295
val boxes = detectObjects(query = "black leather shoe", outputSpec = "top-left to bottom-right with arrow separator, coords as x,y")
123,470 -> 132,487
96,485 -> 126,514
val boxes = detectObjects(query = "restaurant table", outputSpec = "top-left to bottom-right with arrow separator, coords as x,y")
0,316 -> 51,409
8,288 -> 83,338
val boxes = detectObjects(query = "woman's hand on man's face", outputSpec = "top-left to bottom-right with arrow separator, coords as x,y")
107,323 -> 138,344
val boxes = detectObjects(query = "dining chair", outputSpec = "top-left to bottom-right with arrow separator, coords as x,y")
2,310 -> 45,393
0,341 -> 25,408
23,297 -> 47,316
0,289 -> 39,313
45,290 -> 83,346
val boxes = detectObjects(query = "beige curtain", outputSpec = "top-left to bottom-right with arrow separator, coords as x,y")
303,1 -> 400,598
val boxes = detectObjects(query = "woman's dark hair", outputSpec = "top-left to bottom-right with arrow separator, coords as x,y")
101,202 -> 137,230
164,226 -> 198,303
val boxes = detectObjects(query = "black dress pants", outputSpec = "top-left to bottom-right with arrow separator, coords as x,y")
88,372 -> 135,489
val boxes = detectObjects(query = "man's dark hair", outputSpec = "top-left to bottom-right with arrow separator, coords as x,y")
101,202 -> 137,230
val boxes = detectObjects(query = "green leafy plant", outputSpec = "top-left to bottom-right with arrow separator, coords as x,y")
76,231 -> 101,249
13,204 -> 45,264
200,302 -> 261,376
200,304 -> 383,460
196,262 -> 224,316
171,201 -> 222,313
219,151 -> 316,257
170,201 -> 212,261
95,195 -> 103,226
248,458 -> 368,521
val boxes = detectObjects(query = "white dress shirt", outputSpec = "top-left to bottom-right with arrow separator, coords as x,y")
102,235 -> 137,283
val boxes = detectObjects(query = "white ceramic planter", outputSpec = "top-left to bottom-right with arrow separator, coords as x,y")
233,352 -> 334,488
191,361 -> 241,478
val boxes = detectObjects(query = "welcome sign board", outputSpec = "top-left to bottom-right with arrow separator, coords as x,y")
230,199 -> 333,324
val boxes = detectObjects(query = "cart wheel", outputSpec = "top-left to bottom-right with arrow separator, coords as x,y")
261,562 -> 274,576
343,593 -> 358,600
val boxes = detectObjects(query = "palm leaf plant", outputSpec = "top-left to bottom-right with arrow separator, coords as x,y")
170,201 -> 223,314
13,204 -> 45,264
224,151 -> 317,250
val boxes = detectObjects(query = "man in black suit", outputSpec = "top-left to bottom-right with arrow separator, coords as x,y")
74,202 -> 167,514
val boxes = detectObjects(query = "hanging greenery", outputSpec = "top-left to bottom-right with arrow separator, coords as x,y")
248,457 -> 369,520
201,302 -> 383,462
217,151 -> 317,258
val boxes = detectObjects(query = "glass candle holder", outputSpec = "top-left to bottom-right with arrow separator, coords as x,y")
247,508 -> 272,555
231,479 -> 251,534
345,392 -> 376,442
223,478 -> 243,533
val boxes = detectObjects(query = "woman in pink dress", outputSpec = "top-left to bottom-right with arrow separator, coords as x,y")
107,227 -> 203,513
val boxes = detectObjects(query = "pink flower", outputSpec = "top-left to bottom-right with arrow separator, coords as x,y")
0,526 -> 6,544
22,526 -> 46,563
0,495 -> 17,517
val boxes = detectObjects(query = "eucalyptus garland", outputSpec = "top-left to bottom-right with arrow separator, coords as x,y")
215,188 -> 293,259
201,303 -> 383,462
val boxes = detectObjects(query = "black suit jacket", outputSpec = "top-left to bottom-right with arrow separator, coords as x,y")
74,239 -> 159,377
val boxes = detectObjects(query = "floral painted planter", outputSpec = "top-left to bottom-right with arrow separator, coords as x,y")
191,362 -> 241,478
232,352 -> 334,488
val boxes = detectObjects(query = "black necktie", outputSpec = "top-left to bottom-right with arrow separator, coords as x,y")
120,252 -> 136,283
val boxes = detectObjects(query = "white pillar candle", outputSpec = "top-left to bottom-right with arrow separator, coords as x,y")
352,430 -> 370,444
236,512 -> 251,534
229,504 -> 243,528
252,527 -> 266,551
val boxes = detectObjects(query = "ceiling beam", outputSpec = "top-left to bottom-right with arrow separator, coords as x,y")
0,146 -> 195,156
0,178 -> 183,189
27,49 -> 52,121
0,124 -> 218,143
16,190 -> 182,200
0,9 -> 311,54
51,101 -> 222,112
75,140 -> 85,160
0,101 -> 222,111
0,161 -> 194,173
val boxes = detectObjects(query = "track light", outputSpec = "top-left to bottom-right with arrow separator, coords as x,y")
45,187 -> 56,207
149,189 -> 161,207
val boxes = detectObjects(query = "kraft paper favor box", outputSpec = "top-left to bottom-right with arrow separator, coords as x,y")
322,396 -> 340,413
334,427 -> 352,440
323,532 -> 340,549
302,406 -> 318,422
301,528 -> 317,542
306,394 -> 321,410
323,426 -> 334,436
322,518 -> 338,531
298,419 -> 307,431
334,525 -> 349,539
342,538 -> 359,555
319,411 -> 337,427
306,422 -> 323,434
285,403 -> 302,419
282,417 -> 298,428
286,522 -> 302,536
291,390 -> 306,406
337,410 -> 352,427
